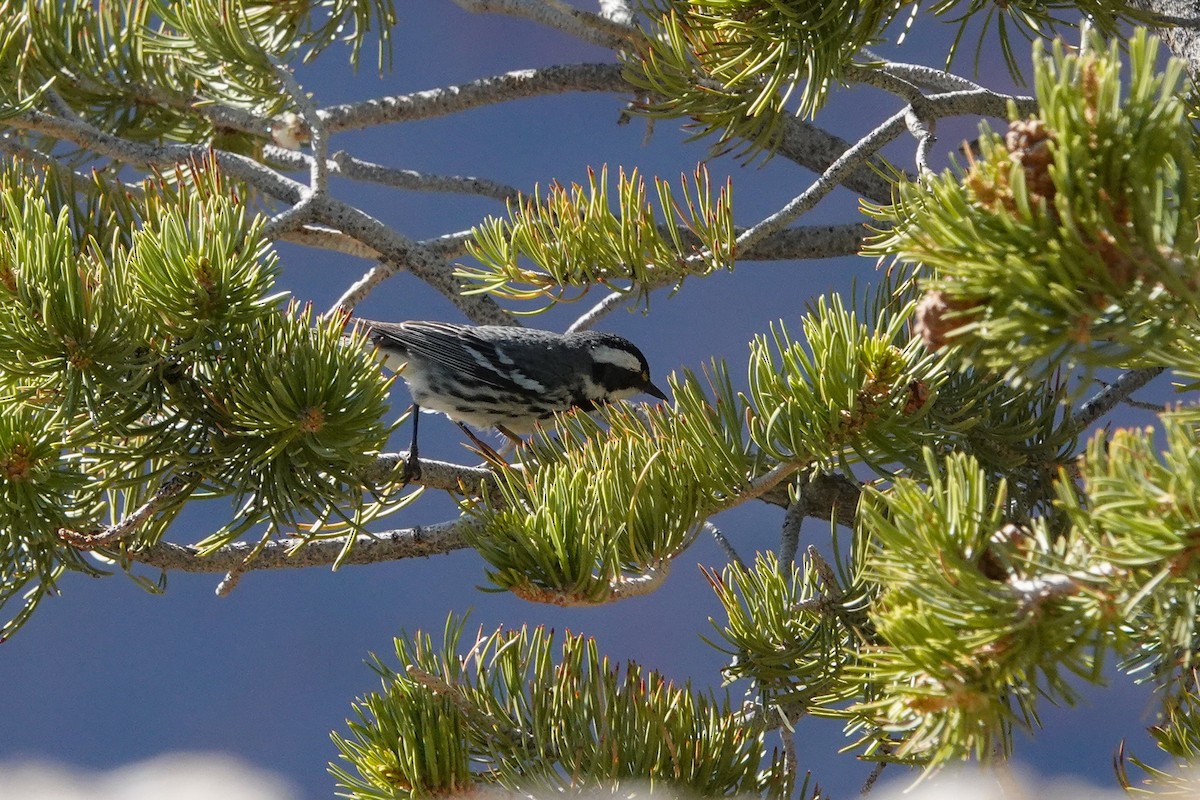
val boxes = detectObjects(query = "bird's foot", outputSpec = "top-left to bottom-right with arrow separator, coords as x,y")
399,453 -> 422,484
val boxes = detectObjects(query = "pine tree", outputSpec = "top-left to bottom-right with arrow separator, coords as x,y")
0,0 -> 1198,796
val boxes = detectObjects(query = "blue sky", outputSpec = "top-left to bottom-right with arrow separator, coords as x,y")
0,3 -> 1179,798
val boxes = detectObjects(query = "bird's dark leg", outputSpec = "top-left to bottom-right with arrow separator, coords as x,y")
401,403 -> 422,483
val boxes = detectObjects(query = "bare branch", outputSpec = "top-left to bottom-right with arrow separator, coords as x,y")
278,225 -> 382,259
843,63 -> 925,105
335,151 -> 522,202
1070,367 -> 1166,435
736,110 -> 909,254
11,109 -> 304,202
779,490 -> 806,569
1130,0 -> 1200,81
318,64 -> 631,132
453,0 -> 638,50
905,107 -> 936,177
568,222 -> 868,332
267,146 -> 522,203
737,87 -> 1035,255
860,760 -> 888,796
859,50 -> 987,93
706,521 -> 746,570
758,472 -> 860,528
58,474 -> 199,549
363,453 -> 497,494
723,462 -> 802,512
128,517 -> 479,574
568,290 -> 632,333
311,196 -> 512,324
774,118 -> 899,203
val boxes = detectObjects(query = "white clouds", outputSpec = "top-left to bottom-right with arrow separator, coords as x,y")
0,756 -> 1185,800
0,753 -> 297,800
870,768 -> 1131,800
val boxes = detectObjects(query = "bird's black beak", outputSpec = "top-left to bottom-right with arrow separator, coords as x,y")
646,381 -> 669,401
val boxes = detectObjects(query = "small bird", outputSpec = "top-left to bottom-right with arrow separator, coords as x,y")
354,319 -> 669,478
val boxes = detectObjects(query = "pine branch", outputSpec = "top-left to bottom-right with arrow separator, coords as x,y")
452,0 -> 639,50
57,474 -> 200,549
735,111 -> 908,254
1069,367 -> 1166,435
4,107 -> 511,323
317,63 -> 632,131
129,517 -> 479,575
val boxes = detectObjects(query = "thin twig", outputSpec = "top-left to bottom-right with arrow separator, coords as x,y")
860,761 -> 888,796
734,110 -> 909,255
706,521 -> 746,570
1070,367 -> 1166,435
330,151 -> 523,202
57,474 -> 200,549
272,57 -> 327,194
725,462 -> 803,512
779,488 -> 806,570
452,0 -> 638,50
568,290 -> 632,333
905,107 -> 937,176
262,57 -> 327,239
266,146 -> 524,203
128,517 -> 479,575
317,63 -> 631,132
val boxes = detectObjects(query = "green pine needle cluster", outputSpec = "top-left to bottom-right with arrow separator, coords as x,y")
922,0 -> 1155,79
866,30 -> 1200,381
622,0 -> 905,156
745,296 -> 940,470
330,616 -> 795,800
468,295 -> 948,604
469,361 -> 757,604
706,418 -> 1200,771
0,0 -> 396,152
709,549 -> 875,715
0,155 -> 396,635
850,452 -> 1100,764
458,165 -> 734,311
621,0 -> 1148,160
1059,416 -> 1200,689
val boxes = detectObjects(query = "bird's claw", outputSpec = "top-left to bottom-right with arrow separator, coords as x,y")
399,454 -> 422,485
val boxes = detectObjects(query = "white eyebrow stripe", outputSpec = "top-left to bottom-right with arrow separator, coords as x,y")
590,345 -> 642,373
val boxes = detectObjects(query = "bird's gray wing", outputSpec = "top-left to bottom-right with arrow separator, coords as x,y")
366,321 -> 564,394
